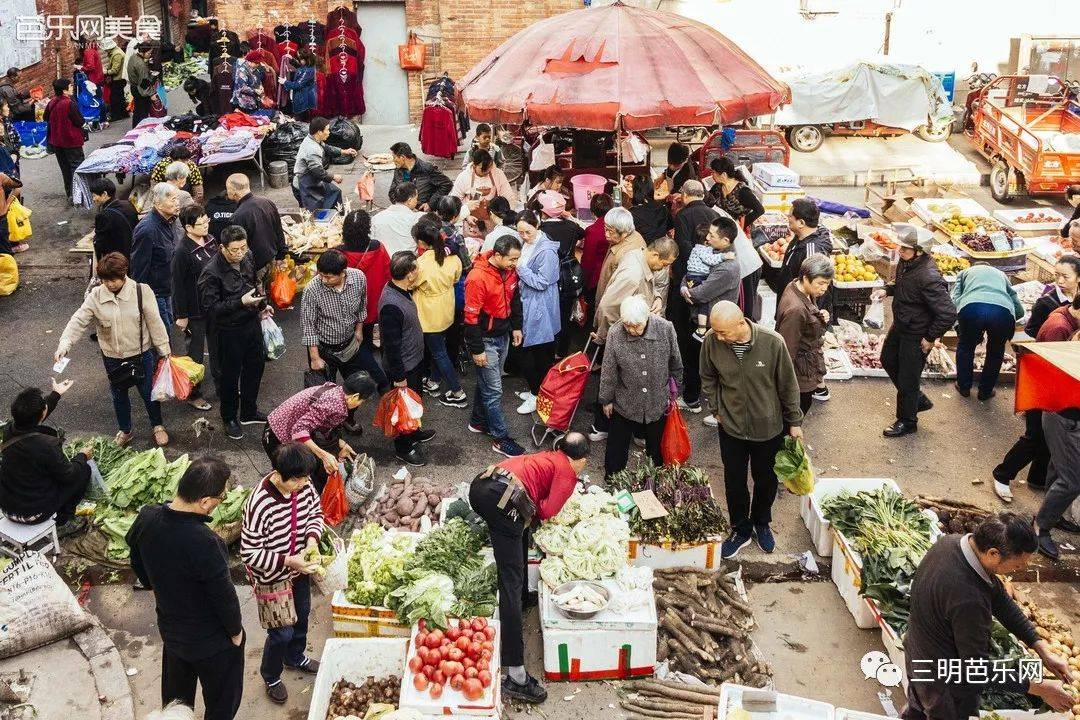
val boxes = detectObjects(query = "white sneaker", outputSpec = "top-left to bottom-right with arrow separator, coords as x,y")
994,481 -> 1014,503
516,390 -> 532,401
677,397 -> 702,413
588,425 -> 608,441
703,414 -> 718,427
516,393 -> 537,415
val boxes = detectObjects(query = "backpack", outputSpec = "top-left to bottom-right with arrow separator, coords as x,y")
559,255 -> 584,301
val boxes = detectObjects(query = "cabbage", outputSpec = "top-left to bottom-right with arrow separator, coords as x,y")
537,487 -> 629,588
539,556 -> 573,588
344,524 -> 418,606
534,524 -> 572,555
388,571 -> 456,628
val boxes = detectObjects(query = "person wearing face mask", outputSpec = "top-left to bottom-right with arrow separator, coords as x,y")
55,252 -> 172,447
774,255 -> 835,416
131,183 -> 182,327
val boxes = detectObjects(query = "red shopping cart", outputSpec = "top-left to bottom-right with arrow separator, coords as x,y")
530,338 -> 601,447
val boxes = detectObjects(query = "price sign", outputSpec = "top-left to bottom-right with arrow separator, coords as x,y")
630,490 -> 669,520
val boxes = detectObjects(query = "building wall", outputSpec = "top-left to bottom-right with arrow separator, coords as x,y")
210,0 -> 328,39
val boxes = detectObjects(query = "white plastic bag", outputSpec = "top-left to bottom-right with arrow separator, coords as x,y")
862,298 -> 885,329
150,359 -> 176,401
261,316 -> 286,360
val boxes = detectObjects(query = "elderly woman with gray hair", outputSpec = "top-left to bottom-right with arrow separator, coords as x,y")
131,182 -> 182,327
162,161 -> 195,209
597,295 -> 683,477
774,255 -> 835,415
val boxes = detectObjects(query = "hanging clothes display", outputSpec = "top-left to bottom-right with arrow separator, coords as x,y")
293,21 -> 326,56
209,55 -> 235,115
419,93 -> 458,158
318,9 -> 365,117
209,30 -> 240,64
426,74 -> 469,142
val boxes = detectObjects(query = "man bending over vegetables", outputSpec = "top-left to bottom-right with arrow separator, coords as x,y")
468,432 -> 591,704
903,512 -> 1074,720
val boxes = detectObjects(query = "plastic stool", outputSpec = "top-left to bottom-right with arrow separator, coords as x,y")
0,515 -> 60,558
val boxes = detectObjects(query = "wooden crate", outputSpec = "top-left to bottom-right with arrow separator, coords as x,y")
1026,253 -> 1057,284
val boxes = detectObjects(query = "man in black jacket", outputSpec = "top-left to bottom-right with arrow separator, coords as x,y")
131,182 -> 181,327
205,191 -> 238,241
872,225 -> 957,437
903,513 -> 1072,720
669,180 -> 717,412
225,173 -> 286,285
776,198 -> 834,293
127,455 -> 245,720
198,225 -> 268,440
0,69 -> 34,121
389,142 -> 452,211
90,177 -> 138,260
0,380 -> 90,534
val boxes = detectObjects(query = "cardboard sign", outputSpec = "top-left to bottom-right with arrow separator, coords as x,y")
630,490 -> 668,520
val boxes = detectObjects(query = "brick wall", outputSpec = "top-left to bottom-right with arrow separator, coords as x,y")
209,0 -> 329,38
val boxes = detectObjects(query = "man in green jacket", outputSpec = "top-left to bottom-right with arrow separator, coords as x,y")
700,301 -> 803,559
126,42 -> 156,127
101,38 -> 128,121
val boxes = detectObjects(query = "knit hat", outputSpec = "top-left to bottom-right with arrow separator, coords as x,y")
101,38 -> 117,51
538,190 -> 566,218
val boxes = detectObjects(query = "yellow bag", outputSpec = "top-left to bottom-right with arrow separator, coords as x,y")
7,198 -> 31,242
0,254 -> 18,296
171,355 -> 205,386
294,259 -> 317,290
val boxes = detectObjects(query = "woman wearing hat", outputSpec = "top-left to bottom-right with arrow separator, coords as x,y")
871,225 -> 957,438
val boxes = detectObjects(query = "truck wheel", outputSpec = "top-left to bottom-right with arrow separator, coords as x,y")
786,125 -> 824,153
915,123 -> 951,142
990,160 -> 1013,203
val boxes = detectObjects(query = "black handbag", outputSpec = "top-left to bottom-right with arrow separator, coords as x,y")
105,285 -> 147,391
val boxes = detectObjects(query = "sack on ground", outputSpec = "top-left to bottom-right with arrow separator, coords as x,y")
150,358 -> 176,402
862,298 -> 885,329
774,436 -> 815,495
170,355 -> 205,386
261,316 -> 286,360
372,388 -> 424,438
0,254 -> 18,296
660,400 -> 691,465
0,553 -> 93,658
321,470 -> 349,526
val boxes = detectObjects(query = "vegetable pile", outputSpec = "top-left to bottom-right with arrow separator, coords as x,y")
210,486 -> 251,528
407,617 -> 495,703
915,495 -> 990,535
63,437 -> 134,488
619,677 -> 733,720
344,524 -> 419,607
325,675 -> 399,720
1020,596 -> 1080,718
653,567 -> 770,686
606,461 -> 728,544
365,477 -> 448,532
534,486 -> 629,589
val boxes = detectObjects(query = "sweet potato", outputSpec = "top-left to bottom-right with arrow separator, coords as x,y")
394,496 -> 415,516
412,495 -> 429,518
383,510 -> 401,525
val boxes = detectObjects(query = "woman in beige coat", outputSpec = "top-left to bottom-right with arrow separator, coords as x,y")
774,255 -> 834,416
55,252 -> 172,446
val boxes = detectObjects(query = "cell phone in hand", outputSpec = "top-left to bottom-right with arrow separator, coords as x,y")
53,357 -> 71,374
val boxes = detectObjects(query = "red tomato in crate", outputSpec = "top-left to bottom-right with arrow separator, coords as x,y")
413,673 -> 429,691
462,678 -> 484,701
430,682 -> 443,699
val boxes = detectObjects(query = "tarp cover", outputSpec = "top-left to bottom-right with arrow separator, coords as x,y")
773,61 -> 952,132
1014,343 -> 1080,413
459,1 -> 789,131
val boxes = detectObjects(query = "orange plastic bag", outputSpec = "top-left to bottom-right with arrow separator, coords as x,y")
398,33 -> 427,71
661,400 -> 691,465
270,269 -> 297,309
168,357 -> 194,401
372,388 -> 424,438
321,470 -> 349,526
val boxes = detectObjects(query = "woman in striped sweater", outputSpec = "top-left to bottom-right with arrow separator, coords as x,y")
241,443 -> 325,704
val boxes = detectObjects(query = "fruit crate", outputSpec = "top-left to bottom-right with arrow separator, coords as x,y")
307,637 -> 408,720
1025,252 -> 1058,284
993,207 -> 1066,232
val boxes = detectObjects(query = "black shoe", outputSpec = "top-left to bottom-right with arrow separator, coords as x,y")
239,411 -> 267,425
883,420 -> 918,438
225,420 -> 244,440
1055,518 -> 1080,534
977,390 -> 996,402
953,382 -> 971,398
502,673 -> 547,704
415,429 -> 437,444
1027,481 -> 1048,491
283,657 -> 320,674
266,681 -> 288,703
56,517 -> 87,538
1037,533 -> 1060,561
396,448 -> 427,467
917,396 -> 934,412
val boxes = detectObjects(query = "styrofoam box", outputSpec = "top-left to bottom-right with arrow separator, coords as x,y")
307,637 -> 408,720
878,618 -> 909,692
836,708 -> 895,720
717,683 -> 835,720
993,207 -> 1065,232
830,527 -> 886,629
752,162 -> 801,189
628,537 -> 722,570
540,579 -> 657,681
750,176 -> 806,214
400,619 -> 501,717
799,478 -> 900,558
331,591 -> 412,638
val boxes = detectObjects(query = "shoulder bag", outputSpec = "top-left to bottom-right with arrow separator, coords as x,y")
253,490 -> 300,629
105,285 -> 146,391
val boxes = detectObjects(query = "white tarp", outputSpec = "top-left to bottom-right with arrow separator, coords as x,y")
774,61 -> 953,132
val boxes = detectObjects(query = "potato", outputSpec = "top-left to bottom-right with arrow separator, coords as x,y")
427,492 -> 441,506
394,496 -> 415,516
383,510 -> 401,524
388,484 -> 404,500
412,495 -> 429,518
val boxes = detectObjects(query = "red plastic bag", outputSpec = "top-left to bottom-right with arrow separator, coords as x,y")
661,400 -> 691,465
372,388 -> 424,438
168,358 -> 193,401
321,470 -> 349,526
270,268 -> 297,309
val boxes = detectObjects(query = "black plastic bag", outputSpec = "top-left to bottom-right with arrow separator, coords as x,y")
326,117 -> 363,152
263,121 -> 308,177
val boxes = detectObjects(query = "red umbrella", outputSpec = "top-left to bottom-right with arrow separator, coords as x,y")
459,1 -> 790,131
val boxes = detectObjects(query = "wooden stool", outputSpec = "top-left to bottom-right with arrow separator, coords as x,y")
0,515 -> 60,558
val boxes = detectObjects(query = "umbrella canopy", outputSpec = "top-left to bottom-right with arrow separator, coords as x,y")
459,1 -> 790,131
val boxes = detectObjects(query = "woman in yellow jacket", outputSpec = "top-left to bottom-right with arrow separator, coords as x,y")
412,219 -> 467,407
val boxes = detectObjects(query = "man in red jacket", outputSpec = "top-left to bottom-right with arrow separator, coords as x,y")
464,234 -> 525,457
45,79 -> 86,204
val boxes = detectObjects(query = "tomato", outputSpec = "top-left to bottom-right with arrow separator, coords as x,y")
408,655 -> 424,673
433,670 -> 446,686
463,657 -> 475,670
480,649 -> 492,662
472,617 -> 488,632
455,636 -> 471,652
418,619 -> 428,632
415,631 -> 427,647
465,666 -> 479,680
424,633 -> 442,650
449,661 -> 465,677
429,682 -> 443,699
478,670 -> 492,688
429,629 -> 444,645
469,642 -> 482,657
448,647 -> 464,662
422,665 -> 436,680
461,628 -> 473,641
483,626 -> 496,641
480,641 -> 494,652
458,619 -> 470,631
463,677 -> 484,701
450,674 -> 465,691
413,673 -> 429,691
477,658 -> 490,672
446,628 -> 460,642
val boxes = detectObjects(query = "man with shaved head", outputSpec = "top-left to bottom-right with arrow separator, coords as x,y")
226,173 -> 287,285
700,301 -> 804,559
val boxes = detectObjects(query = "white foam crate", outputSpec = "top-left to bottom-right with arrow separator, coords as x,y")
993,207 -> 1065,232
836,709 -> 895,720
307,637 -> 407,720
799,478 -> 900,557
878,618 -> 908,692
830,527 -> 886,629
628,537 -> 723,570
752,162 -> 801,189
911,197 -> 990,224
540,578 -> 657,681
399,619 -> 501,717
717,683 -> 835,720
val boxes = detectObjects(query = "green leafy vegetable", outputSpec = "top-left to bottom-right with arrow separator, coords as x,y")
210,486 -> 251,527
388,572 -> 456,628
605,460 -> 728,544
344,524 -> 418,607
774,436 -> 814,495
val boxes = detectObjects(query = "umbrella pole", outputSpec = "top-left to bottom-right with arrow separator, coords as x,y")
615,121 -> 623,205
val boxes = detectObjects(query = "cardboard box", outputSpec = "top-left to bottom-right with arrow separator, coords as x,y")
799,478 -> 900,557
331,591 -> 412,638
628,537 -> 722,570
540,580 -> 657,681
752,162 -> 801,189
307,637 -> 407,720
